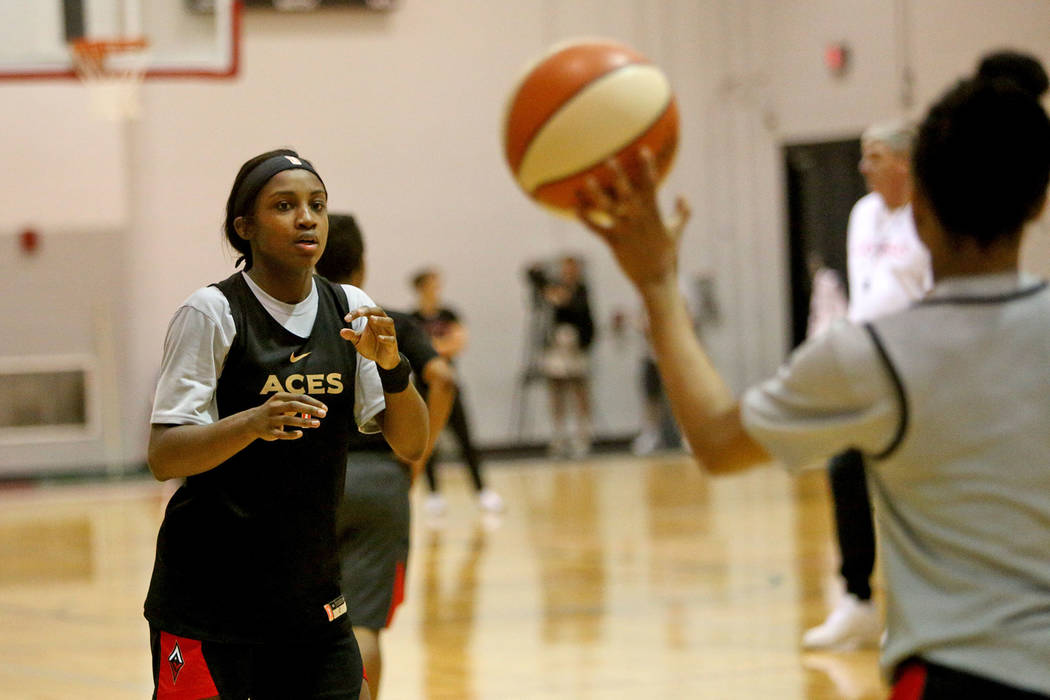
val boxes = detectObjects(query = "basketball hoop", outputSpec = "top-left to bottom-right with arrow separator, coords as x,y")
70,37 -> 150,121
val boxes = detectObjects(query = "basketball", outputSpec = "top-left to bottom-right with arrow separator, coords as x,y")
503,38 -> 679,216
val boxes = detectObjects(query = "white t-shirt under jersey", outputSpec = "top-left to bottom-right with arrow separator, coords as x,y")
846,192 -> 932,322
151,272 -> 385,433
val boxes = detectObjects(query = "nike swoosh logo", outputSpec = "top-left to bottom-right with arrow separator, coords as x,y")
290,351 -> 312,363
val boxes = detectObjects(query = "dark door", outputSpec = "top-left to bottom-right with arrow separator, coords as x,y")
784,138 -> 867,348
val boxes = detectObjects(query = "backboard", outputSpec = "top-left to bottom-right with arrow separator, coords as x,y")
0,0 -> 240,79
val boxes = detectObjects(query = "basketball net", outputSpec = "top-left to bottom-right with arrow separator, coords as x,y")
70,37 -> 150,121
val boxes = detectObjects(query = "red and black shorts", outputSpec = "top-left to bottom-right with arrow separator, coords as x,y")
892,658 -> 1049,700
150,625 -> 363,699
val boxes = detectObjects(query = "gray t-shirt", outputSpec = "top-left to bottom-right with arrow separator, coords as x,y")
742,273 -> 1050,693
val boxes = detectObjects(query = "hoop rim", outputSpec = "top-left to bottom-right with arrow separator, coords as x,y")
69,36 -> 151,81
70,37 -> 150,57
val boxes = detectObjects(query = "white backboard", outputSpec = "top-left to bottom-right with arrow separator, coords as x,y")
0,0 -> 239,79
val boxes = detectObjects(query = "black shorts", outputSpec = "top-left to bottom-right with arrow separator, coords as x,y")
337,451 -> 411,630
150,625 -> 362,699
641,357 -> 663,399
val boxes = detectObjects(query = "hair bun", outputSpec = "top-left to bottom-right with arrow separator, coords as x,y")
976,49 -> 1049,99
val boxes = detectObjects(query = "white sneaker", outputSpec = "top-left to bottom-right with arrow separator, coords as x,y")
802,593 -> 881,650
478,488 -> 505,513
424,493 -> 447,517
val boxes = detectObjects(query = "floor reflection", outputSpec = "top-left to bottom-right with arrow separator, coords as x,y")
644,457 -> 712,652
523,466 -> 605,647
0,516 -> 93,584
420,523 -> 488,700
0,460 -> 890,698
802,651 -> 887,700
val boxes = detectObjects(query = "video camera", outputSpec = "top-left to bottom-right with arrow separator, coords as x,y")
524,263 -> 549,290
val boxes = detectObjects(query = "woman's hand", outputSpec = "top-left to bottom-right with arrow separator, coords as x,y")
148,392 -> 328,479
342,306 -> 402,369
575,147 -> 692,293
249,392 -> 328,441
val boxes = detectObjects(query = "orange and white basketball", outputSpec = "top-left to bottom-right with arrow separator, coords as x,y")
503,38 -> 679,216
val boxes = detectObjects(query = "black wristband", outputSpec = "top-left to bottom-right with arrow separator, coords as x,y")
378,352 -> 412,393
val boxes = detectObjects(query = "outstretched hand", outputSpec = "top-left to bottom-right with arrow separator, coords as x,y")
574,147 -> 691,292
341,306 -> 402,369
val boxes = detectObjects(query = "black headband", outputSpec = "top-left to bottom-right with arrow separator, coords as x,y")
232,154 -> 326,216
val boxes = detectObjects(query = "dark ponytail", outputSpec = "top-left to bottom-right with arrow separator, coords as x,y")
913,67 -> 1050,249
976,49 -> 1048,99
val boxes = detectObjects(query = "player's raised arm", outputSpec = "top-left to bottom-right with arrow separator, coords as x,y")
576,149 -> 770,474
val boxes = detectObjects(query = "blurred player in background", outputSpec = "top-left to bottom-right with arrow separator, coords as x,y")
536,255 -> 597,458
410,268 -> 504,516
316,213 -> 456,700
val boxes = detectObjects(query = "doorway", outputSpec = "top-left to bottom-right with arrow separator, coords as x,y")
783,138 -> 867,348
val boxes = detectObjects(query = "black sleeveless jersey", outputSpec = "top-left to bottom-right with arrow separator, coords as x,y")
144,273 -> 360,643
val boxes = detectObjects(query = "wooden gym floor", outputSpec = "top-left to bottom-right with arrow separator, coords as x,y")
0,453 -> 886,699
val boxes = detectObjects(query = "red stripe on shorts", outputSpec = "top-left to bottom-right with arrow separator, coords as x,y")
157,631 -> 219,699
890,661 -> 928,700
385,560 -> 407,627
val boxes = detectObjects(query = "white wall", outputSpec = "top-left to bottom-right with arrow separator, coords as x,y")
3,0 -> 1049,473
122,0 -> 736,463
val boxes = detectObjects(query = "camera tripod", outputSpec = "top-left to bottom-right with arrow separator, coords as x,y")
508,283 -> 553,442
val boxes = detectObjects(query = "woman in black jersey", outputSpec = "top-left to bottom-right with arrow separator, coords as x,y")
537,255 -> 596,458
408,268 -> 504,515
145,149 -> 427,699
